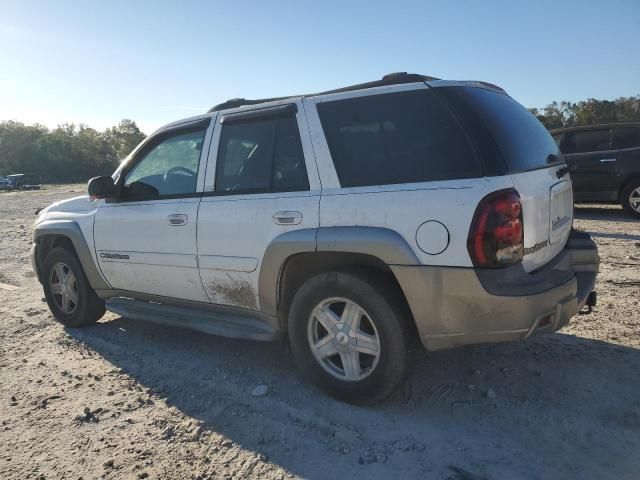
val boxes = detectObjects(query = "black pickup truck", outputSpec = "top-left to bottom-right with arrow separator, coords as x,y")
551,122 -> 640,218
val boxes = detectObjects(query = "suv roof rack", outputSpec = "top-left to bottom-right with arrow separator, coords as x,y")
208,72 -> 439,113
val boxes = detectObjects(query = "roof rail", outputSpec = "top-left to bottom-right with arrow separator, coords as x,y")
207,72 -> 439,113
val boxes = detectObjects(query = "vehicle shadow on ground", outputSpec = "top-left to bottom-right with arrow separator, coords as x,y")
574,205 -> 637,223
68,316 -> 640,479
574,205 -> 640,241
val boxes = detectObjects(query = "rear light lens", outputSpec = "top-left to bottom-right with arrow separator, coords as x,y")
468,189 -> 524,267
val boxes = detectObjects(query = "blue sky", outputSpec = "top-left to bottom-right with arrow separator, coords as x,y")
1,0 -> 638,133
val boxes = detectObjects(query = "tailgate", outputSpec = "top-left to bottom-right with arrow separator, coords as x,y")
511,167 -> 573,273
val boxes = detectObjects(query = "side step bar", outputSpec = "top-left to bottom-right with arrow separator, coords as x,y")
105,298 -> 279,341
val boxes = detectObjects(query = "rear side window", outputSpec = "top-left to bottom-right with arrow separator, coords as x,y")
317,89 -> 480,188
215,113 -> 309,194
613,127 -> 640,150
437,87 -> 560,173
563,129 -> 612,154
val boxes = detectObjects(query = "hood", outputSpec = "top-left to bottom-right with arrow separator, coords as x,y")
36,195 -> 97,223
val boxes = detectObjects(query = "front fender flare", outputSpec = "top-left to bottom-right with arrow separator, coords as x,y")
33,220 -> 111,290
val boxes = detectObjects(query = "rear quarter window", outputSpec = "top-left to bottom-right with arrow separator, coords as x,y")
437,87 -> 561,173
317,89 -> 480,188
613,127 -> 640,150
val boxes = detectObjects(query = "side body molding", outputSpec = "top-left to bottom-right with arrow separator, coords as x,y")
258,226 -> 419,317
33,220 -> 111,290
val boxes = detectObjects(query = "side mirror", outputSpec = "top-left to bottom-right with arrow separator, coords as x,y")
88,176 -> 116,200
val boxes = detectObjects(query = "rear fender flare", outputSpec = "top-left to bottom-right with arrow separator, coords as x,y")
258,226 -> 419,316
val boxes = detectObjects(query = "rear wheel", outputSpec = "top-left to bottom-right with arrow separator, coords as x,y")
288,271 -> 410,404
621,179 -> 640,219
42,247 -> 105,327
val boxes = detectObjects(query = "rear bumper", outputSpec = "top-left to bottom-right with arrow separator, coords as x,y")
392,229 -> 598,351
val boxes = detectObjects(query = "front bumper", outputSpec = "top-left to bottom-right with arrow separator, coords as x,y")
30,242 -> 41,283
392,229 -> 599,351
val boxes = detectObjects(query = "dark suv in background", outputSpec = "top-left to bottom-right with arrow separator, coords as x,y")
551,122 -> 640,218
6,173 -> 41,191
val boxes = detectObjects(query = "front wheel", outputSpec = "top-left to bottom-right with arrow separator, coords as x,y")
42,247 -> 105,327
288,271 -> 410,405
621,179 -> 640,219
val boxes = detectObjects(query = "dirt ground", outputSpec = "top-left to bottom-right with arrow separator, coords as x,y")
1,185 -> 639,480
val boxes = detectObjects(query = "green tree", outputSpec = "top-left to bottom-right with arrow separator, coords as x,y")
103,119 -> 146,160
0,119 -> 146,183
530,95 -> 640,130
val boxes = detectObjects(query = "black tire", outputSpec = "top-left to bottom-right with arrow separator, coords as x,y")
288,271 -> 410,405
42,247 -> 105,327
621,179 -> 640,219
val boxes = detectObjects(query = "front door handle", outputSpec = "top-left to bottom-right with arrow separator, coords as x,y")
600,158 -> 617,163
273,211 -> 303,225
167,214 -> 188,226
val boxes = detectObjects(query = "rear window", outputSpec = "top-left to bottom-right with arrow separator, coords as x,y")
437,87 -> 561,173
316,89 -> 480,188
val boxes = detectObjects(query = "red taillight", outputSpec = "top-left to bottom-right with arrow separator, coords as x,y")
468,189 -> 524,267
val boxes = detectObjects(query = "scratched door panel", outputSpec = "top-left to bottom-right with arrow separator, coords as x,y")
196,193 -> 319,310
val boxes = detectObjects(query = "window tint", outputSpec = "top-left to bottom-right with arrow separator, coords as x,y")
552,133 -> 563,146
272,116 -> 310,191
563,129 -> 611,154
123,126 -> 207,198
215,113 -> 309,194
613,127 -> 640,150
317,89 -> 480,188
437,87 -> 560,173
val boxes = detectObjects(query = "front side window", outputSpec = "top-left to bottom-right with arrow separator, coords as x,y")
215,113 -> 309,194
317,89 -> 480,188
613,127 -> 640,150
563,129 -> 612,154
123,126 -> 207,199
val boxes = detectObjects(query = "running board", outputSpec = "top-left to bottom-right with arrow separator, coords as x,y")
105,298 -> 279,341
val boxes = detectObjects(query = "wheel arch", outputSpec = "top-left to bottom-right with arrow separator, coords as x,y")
619,173 -> 640,200
258,226 -> 420,330
33,220 -> 110,290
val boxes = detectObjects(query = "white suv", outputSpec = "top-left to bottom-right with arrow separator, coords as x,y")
31,73 -> 598,404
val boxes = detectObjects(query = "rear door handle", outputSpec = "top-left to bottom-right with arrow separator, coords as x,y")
600,158 -> 617,163
273,211 -> 303,225
167,214 -> 188,226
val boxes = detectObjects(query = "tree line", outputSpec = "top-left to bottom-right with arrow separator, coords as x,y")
1,96 -> 639,184
0,119 -> 146,183
528,95 -> 640,130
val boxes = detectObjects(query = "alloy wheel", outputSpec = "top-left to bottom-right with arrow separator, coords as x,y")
307,297 -> 381,382
49,262 -> 78,314
629,187 -> 640,213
